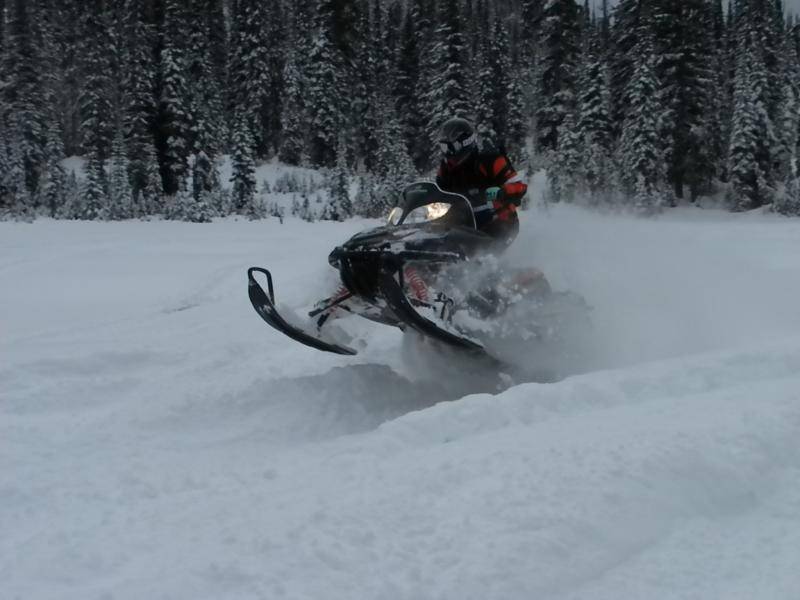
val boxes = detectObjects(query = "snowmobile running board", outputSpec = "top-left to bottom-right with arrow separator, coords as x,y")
247,267 -> 358,356
378,268 -> 486,353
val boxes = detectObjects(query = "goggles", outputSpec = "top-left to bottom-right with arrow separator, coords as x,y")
439,133 -> 476,156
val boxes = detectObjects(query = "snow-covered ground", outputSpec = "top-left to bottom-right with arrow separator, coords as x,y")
3,204 -> 800,599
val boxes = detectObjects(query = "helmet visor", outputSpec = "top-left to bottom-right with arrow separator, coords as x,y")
440,133 -> 476,157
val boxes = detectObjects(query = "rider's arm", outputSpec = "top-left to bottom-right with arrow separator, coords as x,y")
489,156 -> 527,206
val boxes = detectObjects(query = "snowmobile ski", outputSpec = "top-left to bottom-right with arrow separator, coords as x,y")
247,267 -> 358,355
378,267 -> 486,353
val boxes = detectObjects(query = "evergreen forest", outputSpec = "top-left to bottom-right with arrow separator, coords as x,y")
2,0 -> 800,221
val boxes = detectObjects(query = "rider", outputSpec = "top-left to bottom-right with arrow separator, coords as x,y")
435,117 -> 527,246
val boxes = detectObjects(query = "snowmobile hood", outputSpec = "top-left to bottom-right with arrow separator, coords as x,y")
328,221 -> 491,268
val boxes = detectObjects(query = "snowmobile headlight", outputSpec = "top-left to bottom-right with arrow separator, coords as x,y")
426,203 -> 450,221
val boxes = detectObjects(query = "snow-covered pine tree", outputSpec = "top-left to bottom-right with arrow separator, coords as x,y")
106,128 -> 134,220
704,0 -> 730,186
191,150 -> 217,205
353,0 -> 382,173
230,119 -> 258,215
536,0 -> 580,152
156,0 -> 192,195
122,0 -> 160,213
774,22 -> 800,216
228,0 -> 273,157
727,47 -> 773,210
489,13 -> 515,150
0,0 -> 5,53
324,136 -> 352,221
47,0 -> 83,157
395,0 -> 432,169
772,15 -> 800,183
58,170 -> 81,219
305,0 -> 347,167
82,152 -> 108,220
370,93 -> 418,216
426,0 -> 472,152
550,108 -> 581,202
38,132 -> 67,218
618,35 -> 664,211
278,25 -> 307,166
474,3 -> 497,144
3,0 -> 51,213
576,21 -> 612,199
187,0 -> 226,160
354,172 -> 382,218
0,136 -> 31,217
609,0 -> 644,136
775,162 -> 800,215
138,143 -> 164,216
650,0 -> 717,202
34,0 -> 68,215
80,0 -> 114,170
0,135 -> 11,214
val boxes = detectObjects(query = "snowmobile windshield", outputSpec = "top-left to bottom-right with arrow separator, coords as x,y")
387,182 -> 476,229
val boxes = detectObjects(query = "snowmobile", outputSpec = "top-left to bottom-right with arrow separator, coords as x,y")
247,181 -> 588,365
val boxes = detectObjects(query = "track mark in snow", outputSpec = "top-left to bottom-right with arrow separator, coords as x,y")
153,364 -> 459,446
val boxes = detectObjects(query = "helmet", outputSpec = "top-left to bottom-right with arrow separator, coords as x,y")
439,117 -> 477,166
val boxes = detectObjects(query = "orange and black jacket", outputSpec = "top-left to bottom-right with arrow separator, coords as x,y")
435,151 -> 527,233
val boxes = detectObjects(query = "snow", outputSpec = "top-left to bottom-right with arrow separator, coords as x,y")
3,204 -> 800,599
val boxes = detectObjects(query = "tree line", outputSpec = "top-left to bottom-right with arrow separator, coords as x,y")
1,0 -> 799,222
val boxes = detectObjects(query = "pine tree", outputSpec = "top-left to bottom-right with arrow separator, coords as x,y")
536,0 -> 581,152
0,0 -> 5,53
156,0 -> 192,195
550,108 -> 581,202
576,26 -> 613,197
305,0 -> 348,167
138,143 -> 163,216
187,0 -> 226,159
124,0 -> 159,210
354,172 -> 382,217
38,132 -> 67,217
230,119 -> 257,213
353,0 -> 382,172
426,0 -> 471,151
727,48 -> 773,210
396,0 -> 432,169
609,0 -> 644,134
3,0 -> 51,210
650,0 -> 718,201
58,170 -> 81,219
324,136 -> 352,221
80,0 -> 114,167
618,36 -> 664,210
106,129 -> 134,219
228,0 -> 274,156
371,93 -> 417,214
474,4 -> 498,145
278,27 -> 307,166
82,152 -> 108,219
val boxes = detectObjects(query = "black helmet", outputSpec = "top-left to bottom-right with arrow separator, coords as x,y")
439,117 -> 477,166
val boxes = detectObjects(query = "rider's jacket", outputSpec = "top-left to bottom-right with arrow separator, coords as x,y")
435,149 -> 527,241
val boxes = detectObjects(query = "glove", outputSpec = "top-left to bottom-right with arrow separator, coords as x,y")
484,187 -> 505,203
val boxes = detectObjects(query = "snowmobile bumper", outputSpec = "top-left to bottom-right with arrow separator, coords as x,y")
247,267 -> 358,355
329,247 -> 463,300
